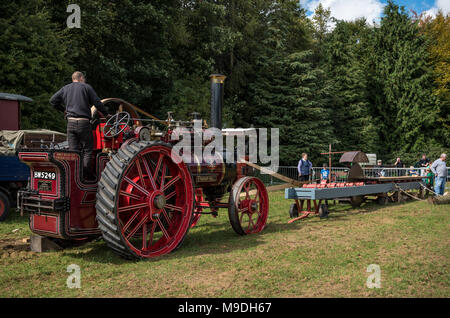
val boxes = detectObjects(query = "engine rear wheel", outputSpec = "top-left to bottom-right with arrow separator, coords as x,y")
228,177 -> 269,235
0,191 -> 11,222
95,140 -> 194,259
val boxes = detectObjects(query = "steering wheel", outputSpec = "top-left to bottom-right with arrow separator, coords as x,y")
103,112 -> 131,138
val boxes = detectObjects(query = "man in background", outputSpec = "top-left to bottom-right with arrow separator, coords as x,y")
50,71 -> 109,181
394,157 -> 404,176
431,153 -> 447,196
376,160 -> 385,177
418,153 -> 430,176
298,153 -> 312,182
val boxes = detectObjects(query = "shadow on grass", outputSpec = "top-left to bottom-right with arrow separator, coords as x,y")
315,199 -> 416,223
0,209 -> 29,228
16,199 -> 416,264
61,217 -> 300,264
58,201 -> 395,263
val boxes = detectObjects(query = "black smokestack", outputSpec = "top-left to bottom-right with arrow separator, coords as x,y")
210,74 -> 226,129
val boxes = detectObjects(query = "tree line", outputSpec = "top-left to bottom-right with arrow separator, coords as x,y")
0,0 -> 448,166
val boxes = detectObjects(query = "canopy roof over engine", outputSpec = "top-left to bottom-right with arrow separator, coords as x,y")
221,128 -> 257,136
339,151 -> 369,163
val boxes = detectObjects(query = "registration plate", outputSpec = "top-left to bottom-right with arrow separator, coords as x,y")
34,171 -> 56,180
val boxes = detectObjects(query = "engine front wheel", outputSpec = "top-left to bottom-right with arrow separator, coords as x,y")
95,140 -> 194,259
228,177 -> 269,235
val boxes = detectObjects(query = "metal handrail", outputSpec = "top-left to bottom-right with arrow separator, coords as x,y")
254,166 -> 450,185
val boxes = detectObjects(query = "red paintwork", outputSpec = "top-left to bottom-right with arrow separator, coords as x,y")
303,182 -> 366,189
19,152 -> 49,162
19,150 -> 108,239
0,100 -> 20,130
287,199 -> 323,223
31,215 -> 58,234
94,123 -> 124,151
191,188 -> 207,228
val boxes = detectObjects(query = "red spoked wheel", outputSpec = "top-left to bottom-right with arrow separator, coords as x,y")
95,140 -> 194,259
228,177 -> 269,235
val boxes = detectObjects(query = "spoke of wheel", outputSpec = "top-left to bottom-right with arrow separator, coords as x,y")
142,223 -> 147,249
247,214 -> 255,231
126,215 -> 148,240
119,190 -> 141,201
254,188 -> 260,201
165,190 -> 176,201
123,176 -> 150,196
118,114 -> 129,123
106,126 -> 115,136
159,163 -> 167,190
165,203 -> 183,213
135,157 -> 146,187
122,209 -> 142,233
254,206 -> 262,217
163,174 -> 180,192
157,219 -> 170,239
244,183 -> 251,200
239,211 -> 245,225
153,154 -> 163,181
141,156 -> 157,190
148,222 -> 157,248
161,208 -> 173,227
118,202 -> 148,213
239,206 -> 249,213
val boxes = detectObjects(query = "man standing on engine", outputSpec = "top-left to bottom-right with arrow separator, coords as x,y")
50,71 -> 109,181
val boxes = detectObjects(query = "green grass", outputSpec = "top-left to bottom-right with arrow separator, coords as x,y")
0,191 -> 449,297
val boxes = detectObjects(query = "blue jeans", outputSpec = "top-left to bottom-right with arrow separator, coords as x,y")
434,176 -> 446,196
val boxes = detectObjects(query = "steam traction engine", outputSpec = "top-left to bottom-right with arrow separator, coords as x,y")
18,75 -> 269,259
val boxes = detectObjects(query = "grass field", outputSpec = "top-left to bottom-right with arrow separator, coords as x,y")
0,191 -> 449,298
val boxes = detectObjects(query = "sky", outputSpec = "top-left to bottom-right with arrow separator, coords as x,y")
302,0 -> 450,24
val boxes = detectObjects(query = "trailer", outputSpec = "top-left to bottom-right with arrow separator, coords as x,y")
285,151 -> 428,223
285,179 -> 425,222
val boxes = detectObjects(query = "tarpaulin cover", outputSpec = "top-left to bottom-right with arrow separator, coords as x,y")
0,130 -> 66,155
